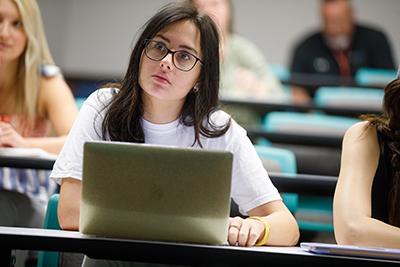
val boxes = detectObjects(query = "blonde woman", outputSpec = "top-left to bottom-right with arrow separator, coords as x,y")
0,0 -> 78,227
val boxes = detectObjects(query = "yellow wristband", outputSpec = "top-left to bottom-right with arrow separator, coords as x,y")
249,216 -> 270,246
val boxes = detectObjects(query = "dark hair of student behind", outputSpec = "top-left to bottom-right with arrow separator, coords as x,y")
361,78 -> 400,227
101,2 -> 230,147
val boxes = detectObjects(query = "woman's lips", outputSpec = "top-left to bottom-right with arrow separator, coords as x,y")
152,74 -> 171,84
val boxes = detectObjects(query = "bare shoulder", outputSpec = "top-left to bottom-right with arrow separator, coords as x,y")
40,75 -> 71,94
38,75 -> 73,104
38,75 -> 75,117
343,121 -> 378,149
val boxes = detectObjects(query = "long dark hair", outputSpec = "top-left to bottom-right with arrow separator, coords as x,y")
101,2 -> 230,147
361,78 -> 400,226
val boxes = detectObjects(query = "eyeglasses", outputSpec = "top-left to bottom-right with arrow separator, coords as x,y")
144,39 -> 203,72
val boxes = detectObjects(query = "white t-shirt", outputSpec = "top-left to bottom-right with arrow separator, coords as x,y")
50,88 -> 281,215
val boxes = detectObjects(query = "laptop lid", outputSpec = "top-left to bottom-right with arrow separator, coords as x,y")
301,242 -> 400,260
79,141 -> 233,245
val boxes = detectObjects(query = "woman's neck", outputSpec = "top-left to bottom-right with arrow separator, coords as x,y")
0,61 -> 19,114
0,60 -> 18,93
142,93 -> 184,124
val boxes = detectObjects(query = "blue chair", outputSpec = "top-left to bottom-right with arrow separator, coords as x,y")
314,86 -> 384,110
355,67 -> 397,87
264,111 -> 360,136
268,64 -> 290,82
37,194 -> 60,267
75,97 -> 86,109
254,145 -> 298,213
262,111 -> 360,233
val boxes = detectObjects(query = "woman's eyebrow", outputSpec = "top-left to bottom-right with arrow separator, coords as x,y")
154,34 -> 199,56
179,44 -> 199,56
154,34 -> 170,43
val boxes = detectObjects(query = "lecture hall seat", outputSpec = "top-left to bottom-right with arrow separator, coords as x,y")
262,111 -> 361,233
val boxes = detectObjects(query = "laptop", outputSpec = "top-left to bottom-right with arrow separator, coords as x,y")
301,242 -> 400,260
79,141 -> 233,245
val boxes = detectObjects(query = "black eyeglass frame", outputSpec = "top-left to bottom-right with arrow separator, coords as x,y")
143,39 -> 203,72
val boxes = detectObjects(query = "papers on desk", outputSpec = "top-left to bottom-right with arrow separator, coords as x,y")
0,148 -> 57,160
301,242 -> 400,260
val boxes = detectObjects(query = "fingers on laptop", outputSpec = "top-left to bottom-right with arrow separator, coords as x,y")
228,217 -> 263,247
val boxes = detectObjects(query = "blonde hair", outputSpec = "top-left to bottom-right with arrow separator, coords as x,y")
13,0 -> 55,126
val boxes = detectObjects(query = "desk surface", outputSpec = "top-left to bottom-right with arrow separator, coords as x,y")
1,226 -> 398,266
0,154 -> 336,196
285,72 -> 385,91
270,172 -> 337,196
220,96 -> 381,118
246,128 -> 343,148
0,155 -> 55,170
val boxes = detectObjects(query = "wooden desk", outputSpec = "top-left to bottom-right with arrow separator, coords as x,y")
1,226 -> 398,266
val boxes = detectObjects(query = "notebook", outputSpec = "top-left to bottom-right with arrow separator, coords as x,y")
79,141 -> 233,245
301,242 -> 400,260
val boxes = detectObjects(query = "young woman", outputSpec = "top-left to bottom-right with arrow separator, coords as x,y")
0,0 -> 78,226
0,0 -> 78,265
334,77 -> 400,248
51,3 -> 299,266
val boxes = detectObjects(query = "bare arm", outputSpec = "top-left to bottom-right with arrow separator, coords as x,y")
290,85 -> 311,104
0,76 -> 78,154
0,76 -> 78,153
229,200 -> 299,247
58,178 -> 82,231
334,121 -> 400,248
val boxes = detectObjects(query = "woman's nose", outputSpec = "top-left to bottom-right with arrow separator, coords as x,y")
0,22 -> 11,38
160,52 -> 174,71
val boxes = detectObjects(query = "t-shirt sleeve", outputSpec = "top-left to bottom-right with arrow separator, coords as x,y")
50,89 -> 112,184
227,120 -> 282,215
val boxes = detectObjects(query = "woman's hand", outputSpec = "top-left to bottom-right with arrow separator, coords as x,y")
0,122 -> 28,148
228,216 -> 265,247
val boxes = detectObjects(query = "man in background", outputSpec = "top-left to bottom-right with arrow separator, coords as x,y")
289,0 -> 396,103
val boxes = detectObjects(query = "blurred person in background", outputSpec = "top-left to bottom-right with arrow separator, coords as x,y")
289,0 -> 395,103
188,0 -> 288,126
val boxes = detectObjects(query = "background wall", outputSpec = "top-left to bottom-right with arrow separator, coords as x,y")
37,0 -> 400,79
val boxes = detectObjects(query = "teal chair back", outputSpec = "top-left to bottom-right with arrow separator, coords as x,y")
314,86 -> 384,109
264,111 -> 360,136
75,97 -> 86,109
37,194 -> 60,267
262,111 -> 360,232
254,145 -> 298,213
267,64 -> 290,82
355,67 -> 397,86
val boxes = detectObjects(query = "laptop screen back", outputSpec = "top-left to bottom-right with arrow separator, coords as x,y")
79,141 -> 233,244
